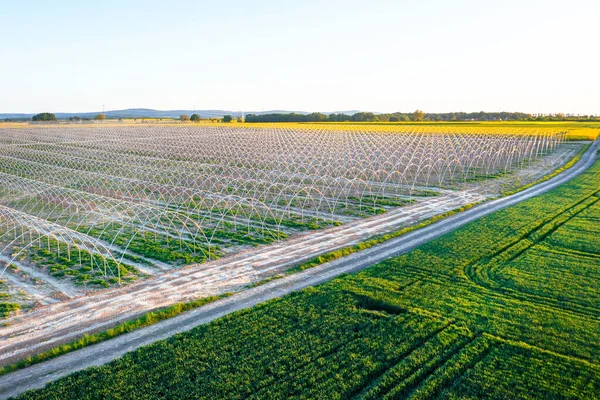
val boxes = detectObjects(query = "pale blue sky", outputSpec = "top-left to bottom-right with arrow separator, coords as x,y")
1,0 -> 598,114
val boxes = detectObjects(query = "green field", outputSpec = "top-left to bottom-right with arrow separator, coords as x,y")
16,157 -> 600,399
0,280 -> 19,319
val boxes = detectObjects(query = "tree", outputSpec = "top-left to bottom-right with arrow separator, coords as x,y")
412,110 -> 425,122
190,114 -> 200,122
222,115 -> 233,123
389,116 -> 400,122
95,114 -> 106,121
179,114 -> 190,121
32,112 -> 56,122
307,112 -> 328,122
328,113 -> 351,122
351,112 -> 377,122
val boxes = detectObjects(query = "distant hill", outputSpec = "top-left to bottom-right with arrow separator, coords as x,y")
0,109 -> 363,120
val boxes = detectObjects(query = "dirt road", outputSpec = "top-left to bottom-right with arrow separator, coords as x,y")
0,191 -> 483,365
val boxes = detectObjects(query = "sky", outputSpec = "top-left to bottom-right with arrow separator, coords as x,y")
1,0 -> 599,115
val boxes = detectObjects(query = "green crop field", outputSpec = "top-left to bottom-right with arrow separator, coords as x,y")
15,157 -> 600,399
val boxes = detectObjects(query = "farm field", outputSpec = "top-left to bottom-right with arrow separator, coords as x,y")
0,124 -> 572,317
4,120 -> 599,140
13,146 -> 600,400
0,123 -> 589,376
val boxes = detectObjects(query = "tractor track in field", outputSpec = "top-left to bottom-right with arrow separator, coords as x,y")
463,191 -> 600,320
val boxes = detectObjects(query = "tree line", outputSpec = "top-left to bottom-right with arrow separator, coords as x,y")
29,113 -> 106,122
5,111 -> 597,124
245,111 -> 600,123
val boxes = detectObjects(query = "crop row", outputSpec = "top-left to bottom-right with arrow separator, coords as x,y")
22,239 -> 141,287
0,278 -> 19,318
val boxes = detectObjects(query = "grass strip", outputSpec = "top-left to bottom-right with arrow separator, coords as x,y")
287,203 -> 479,274
0,293 -> 232,377
502,143 -> 591,197
248,202 -> 481,290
